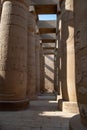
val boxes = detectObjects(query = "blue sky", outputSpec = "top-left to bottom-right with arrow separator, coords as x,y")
39,14 -> 56,20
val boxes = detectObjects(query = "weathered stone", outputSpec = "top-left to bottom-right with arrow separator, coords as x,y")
27,12 -> 37,100
40,44 -> 45,93
0,0 -> 29,110
69,115 -> 87,130
35,34 -> 40,93
54,51 -> 58,92
75,0 -> 87,128
57,14 -> 62,95
28,12 -> 36,32
38,20 -> 56,34
61,0 -> 77,102
57,0 -> 78,113
44,55 -> 54,93
0,1 -> 2,20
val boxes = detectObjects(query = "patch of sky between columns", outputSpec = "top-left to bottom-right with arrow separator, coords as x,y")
38,14 -> 57,20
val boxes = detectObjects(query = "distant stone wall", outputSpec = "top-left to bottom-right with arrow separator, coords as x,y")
44,55 -> 54,93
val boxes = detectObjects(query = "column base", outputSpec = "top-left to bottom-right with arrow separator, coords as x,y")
58,98 -> 63,111
58,99 -> 79,113
69,115 -> 87,130
0,98 -> 29,111
29,94 -> 37,100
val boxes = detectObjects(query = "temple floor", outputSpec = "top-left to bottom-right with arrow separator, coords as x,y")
0,94 -> 76,130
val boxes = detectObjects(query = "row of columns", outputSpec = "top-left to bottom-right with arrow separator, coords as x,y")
0,0 -> 41,110
0,1 -> 87,129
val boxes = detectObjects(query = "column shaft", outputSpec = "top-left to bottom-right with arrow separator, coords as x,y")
0,1 -> 2,20
54,52 -> 58,92
58,0 -> 78,113
61,0 -> 77,102
75,0 -> 87,127
57,14 -> 62,95
27,12 -> 37,100
40,44 -> 45,93
35,34 -> 40,93
0,0 -> 29,110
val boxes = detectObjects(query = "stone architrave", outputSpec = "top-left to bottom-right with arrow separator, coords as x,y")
0,0 -> 29,110
58,0 -> 78,113
27,12 -> 37,100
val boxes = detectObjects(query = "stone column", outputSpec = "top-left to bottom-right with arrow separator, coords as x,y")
57,13 -> 62,96
58,0 -> 78,113
0,1 -> 2,20
69,0 -> 87,129
54,51 -> 58,93
0,0 -> 29,110
35,34 -> 40,94
40,44 -> 45,93
56,14 -> 63,103
27,12 -> 37,100
0,0 -> 2,31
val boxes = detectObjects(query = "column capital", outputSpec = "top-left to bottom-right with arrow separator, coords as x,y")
1,0 -> 29,8
28,12 -> 36,32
